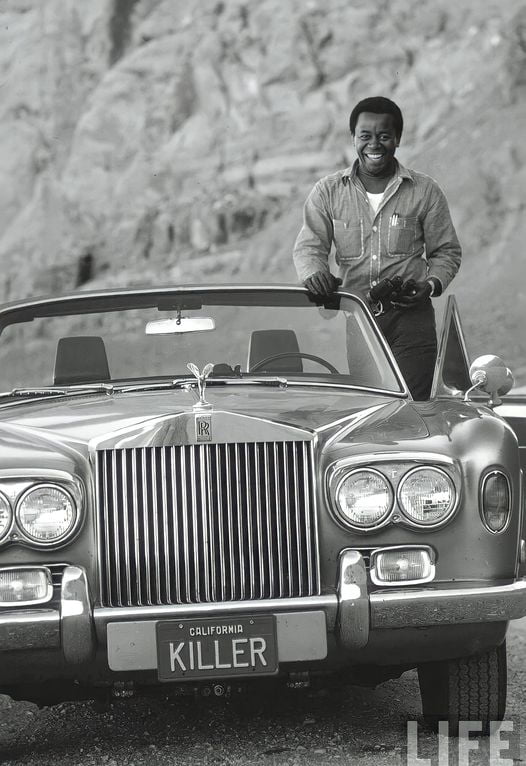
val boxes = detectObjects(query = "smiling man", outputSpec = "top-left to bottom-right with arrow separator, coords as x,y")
292,96 -> 462,400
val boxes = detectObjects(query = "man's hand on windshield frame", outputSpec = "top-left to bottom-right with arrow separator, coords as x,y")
303,271 -> 342,296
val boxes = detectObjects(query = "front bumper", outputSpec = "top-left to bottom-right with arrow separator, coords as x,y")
2,552 -> 526,671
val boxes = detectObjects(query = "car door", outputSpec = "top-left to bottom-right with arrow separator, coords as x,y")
432,297 -> 526,472
430,295 -> 472,398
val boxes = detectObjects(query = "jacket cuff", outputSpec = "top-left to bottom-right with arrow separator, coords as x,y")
427,276 -> 443,297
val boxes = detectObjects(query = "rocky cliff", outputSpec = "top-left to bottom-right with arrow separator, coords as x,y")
1,0 -> 525,376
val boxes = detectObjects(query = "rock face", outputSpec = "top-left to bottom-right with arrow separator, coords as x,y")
0,0 -> 525,375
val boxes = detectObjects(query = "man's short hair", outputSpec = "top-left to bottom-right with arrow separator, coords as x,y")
349,97 -> 403,139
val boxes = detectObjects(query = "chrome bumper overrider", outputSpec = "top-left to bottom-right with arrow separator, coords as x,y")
1,554 -> 526,661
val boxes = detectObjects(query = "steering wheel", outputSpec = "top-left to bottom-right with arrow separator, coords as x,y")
249,351 -> 339,375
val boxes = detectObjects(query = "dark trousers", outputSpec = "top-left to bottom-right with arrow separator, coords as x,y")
376,299 -> 437,400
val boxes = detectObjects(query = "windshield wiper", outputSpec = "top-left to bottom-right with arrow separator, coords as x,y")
4,383 -> 115,398
1,376 -> 290,400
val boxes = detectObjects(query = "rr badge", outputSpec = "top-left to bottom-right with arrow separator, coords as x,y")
195,414 -> 212,442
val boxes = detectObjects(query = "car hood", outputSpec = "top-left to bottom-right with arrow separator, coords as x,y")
0,386 -> 498,478
0,385 -> 423,450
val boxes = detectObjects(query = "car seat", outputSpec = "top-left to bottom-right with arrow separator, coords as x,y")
54,336 -> 111,385
247,329 -> 303,373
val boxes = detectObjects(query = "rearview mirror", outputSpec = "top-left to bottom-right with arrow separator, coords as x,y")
467,355 -> 514,407
145,317 -> 215,335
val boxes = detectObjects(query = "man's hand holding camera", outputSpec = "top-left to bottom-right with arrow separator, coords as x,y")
391,279 -> 432,309
367,276 -> 434,316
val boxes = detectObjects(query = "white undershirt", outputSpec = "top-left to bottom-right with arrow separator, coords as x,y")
367,192 -> 383,214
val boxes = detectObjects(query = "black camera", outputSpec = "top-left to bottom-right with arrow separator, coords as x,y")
368,277 -> 418,315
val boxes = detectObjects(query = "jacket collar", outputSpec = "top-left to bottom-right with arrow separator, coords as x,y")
342,159 -> 414,185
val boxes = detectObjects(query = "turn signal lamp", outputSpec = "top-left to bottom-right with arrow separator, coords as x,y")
0,567 -> 53,606
481,471 -> 511,533
371,547 -> 435,586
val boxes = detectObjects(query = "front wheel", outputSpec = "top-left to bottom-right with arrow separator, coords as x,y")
417,641 -> 507,736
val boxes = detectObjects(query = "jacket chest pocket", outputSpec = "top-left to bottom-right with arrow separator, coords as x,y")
387,216 -> 416,256
332,219 -> 364,262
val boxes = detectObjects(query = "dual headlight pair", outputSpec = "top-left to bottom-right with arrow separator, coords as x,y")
0,484 -> 78,546
331,463 -> 511,533
332,465 -> 456,530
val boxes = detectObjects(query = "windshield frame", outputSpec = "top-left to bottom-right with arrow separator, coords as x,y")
0,284 -> 410,398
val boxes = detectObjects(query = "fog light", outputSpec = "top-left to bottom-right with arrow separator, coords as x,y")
371,547 -> 435,586
0,567 -> 53,606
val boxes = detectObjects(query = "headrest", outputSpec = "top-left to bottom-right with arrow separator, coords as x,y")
54,336 -> 110,385
247,329 -> 303,373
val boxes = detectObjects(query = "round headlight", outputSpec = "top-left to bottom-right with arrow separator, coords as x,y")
0,493 -> 12,541
17,485 -> 76,543
398,467 -> 456,525
335,468 -> 393,528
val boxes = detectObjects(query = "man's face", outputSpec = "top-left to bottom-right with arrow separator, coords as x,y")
353,112 -> 399,176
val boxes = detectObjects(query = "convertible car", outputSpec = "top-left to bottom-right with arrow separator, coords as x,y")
0,284 -> 524,735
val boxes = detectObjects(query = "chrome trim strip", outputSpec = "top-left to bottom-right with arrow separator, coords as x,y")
151,448 -> 162,604
111,450 -> 122,606
141,448 -> 152,605
131,449 -> 141,605
283,443 -> 293,597
0,609 -> 60,650
264,443 -> 274,599
122,449 -> 132,604
205,445 -> 215,602
370,580 -> 526,628
179,446 -> 190,603
95,594 -> 338,628
187,445 -> 198,601
199,445 -> 211,602
215,445 -> 226,602
244,443 -> 256,600
337,550 -> 369,649
274,443 -> 284,598
292,442 -> 303,596
160,447 -> 171,603
310,439 -> 322,596
229,444 -> 239,601
329,452 -> 457,470
61,565 -> 95,664
234,444 -> 244,600
254,443 -> 265,599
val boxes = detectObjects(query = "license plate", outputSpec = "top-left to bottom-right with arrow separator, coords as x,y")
156,615 -> 278,681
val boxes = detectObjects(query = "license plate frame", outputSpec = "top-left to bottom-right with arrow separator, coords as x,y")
156,615 -> 278,682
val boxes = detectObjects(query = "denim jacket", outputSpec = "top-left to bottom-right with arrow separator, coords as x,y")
293,160 -> 461,298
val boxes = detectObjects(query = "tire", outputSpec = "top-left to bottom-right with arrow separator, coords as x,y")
417,641 -> 507,736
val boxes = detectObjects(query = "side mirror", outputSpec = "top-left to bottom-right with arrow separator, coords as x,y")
465,355 -> 514,407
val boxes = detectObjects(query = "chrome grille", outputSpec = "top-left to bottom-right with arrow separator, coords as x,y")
96,441 -> 320,607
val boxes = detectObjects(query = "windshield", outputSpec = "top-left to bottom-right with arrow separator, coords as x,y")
0,288 -> 404,394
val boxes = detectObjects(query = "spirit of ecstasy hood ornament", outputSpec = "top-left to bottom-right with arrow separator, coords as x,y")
187,362 -> 214,409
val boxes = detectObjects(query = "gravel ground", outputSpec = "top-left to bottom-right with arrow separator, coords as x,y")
0,620 -> 525,766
